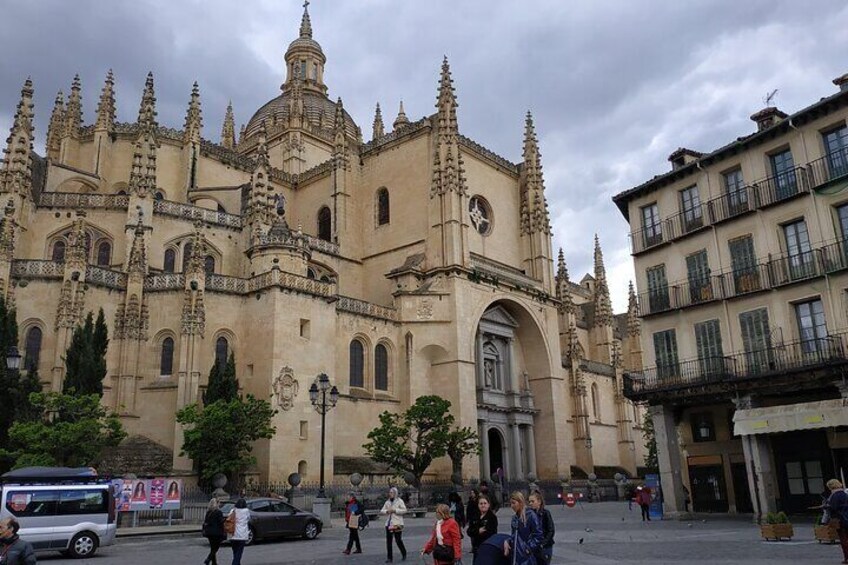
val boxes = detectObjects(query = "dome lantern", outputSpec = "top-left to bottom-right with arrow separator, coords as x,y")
282,1 -> 327,96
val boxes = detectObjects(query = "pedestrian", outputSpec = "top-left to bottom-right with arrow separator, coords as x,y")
448,491 -> 466,529
467,494 -> 498,561
422,503 -> 462,565
0,517 -> 36,565
529,491 -> 554,564
202,497 -> 226,565
342,492 -> 363,555
227,498 -> 251,565
824,478 -> 848,564
380,486 -> 407,563
503,491 -> 542,565
466,489 -> 481,529
636,486 -> 652,522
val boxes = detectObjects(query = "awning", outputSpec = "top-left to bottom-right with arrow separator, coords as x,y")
733,398 -> 848,436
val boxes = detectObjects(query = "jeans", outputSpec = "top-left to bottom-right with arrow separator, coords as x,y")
230,540 -> 245,565
346,527 -> 362,552
386,528 -> 407,560
640,504 -> 651,521
838,526 -> 848,561
205,536 -> 224,565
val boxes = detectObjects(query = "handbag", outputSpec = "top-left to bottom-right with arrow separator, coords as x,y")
433,543 -> 453,562
224,513 -> 236,535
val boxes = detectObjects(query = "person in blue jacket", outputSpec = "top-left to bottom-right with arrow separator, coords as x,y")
503,491 -> 542,565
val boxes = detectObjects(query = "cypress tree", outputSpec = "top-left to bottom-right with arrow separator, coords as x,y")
14,368 -> 43,422
203,352 -> 238,405
0,298 -> 19,471
63,311 -> 107,397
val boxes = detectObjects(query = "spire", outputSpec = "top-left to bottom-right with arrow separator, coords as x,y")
333,97 -> 348,163
128,73 -> 158,198
46,90 -> 65,159
127,211 -> 147,276
393,100 -> 410,130
63,74 -> 82,139
1,79 -> 35,195
521,111 -> 552,235
299,0 -> 312,38
183,81 -> 202,143
592,234 -> 613,327
221,101 -> 236,149
238,124 -> 246,147
249,121 -> 272,225
0,200 -> 16,261
137,72 -> 158,133
627,281 -> 640,337
555,248 -> 575,315
372,103 -> 385,140
435,56 -> 458,140
430,57 -> 466,197
95,70 -> 116,132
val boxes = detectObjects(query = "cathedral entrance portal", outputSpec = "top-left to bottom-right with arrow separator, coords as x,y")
487,428 -> 504,480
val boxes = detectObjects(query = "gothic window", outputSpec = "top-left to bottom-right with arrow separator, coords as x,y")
163,248 -> 176,273
377,188 -> 390,226
96,241 -> 111,267
306,268 -> 316,279
24,326 -> 42,372
182,242 -> 193,272
468,196 -> 492,235
215,336 -> 229,368
117,190 -> 127,196
349,340 -> 364,388
160,337 -> 174,376
204,255 -> 215,275
317,207 -> 332,242
51,240 -> 66,262
591,383 -> 601,421
375,344 -> 389,391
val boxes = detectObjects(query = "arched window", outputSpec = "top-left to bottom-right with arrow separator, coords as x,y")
375,343 -> 389,391
182,242 -> 193,272
306,268 -> 316,280
298,460 -> 308,478
51,240 -> 66,262
204,255 -> 215,274
591,383 -> 601,422
155,191 -> 164,201
377,188 -> 390,226
215,336 -> 229,368
96,241 -> 111,267
163,248 -> 176,273
117,190 -> 127,196
349,340 -> 364,388
24,326 -> 42,372
317,206 -> 332,242
160,337 -> 174,376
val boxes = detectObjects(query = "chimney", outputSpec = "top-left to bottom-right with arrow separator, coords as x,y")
750,107 -> 788,132
667,147 -> 703,171
833,73 -> 848,93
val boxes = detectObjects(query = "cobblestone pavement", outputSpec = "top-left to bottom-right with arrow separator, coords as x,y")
37,502 -> 845,564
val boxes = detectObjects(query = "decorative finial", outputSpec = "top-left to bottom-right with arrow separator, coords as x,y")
300,0 -> 312,38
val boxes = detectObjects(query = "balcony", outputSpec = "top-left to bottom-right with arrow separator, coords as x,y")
707,185 -> 756,224
807,151 -> 848,190
630,222 -> 668,254
623,335 -> 847,402
667,206 -> 706,238
752,166 -> 809,208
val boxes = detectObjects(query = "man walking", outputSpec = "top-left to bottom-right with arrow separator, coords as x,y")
0,517 -> 37,564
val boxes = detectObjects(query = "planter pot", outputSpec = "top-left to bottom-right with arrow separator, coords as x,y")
814,523 -> 839,544
760,523 -> 794,541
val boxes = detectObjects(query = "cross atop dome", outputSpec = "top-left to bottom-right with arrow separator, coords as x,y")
282,0 -> 327,95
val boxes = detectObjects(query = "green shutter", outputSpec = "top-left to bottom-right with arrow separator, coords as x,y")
729,236 -> 756,273
646,265 -> 669,311
652,330 -> 679,379
695,319 -> 723,376
739,308 -> 771,373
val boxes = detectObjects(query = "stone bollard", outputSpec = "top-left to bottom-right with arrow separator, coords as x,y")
287,472 -> 307,509
614,473 -> 628,501
211,473 -> 230,502
587,473 -> 598,502
527,472 -> 539,496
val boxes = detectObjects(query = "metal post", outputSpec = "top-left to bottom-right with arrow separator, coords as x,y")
319,389 -> 327,499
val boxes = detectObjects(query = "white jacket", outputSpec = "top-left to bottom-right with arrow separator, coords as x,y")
229,507 -> 251,541
380,497 -> 407,529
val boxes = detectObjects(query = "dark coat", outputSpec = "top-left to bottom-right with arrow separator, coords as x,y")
536,508 -> 555,548
0,535 -> 37,565
468,510 -> 498,551
203,507 -> 226,539
508,511 -> 543,565
827,489 -> 848,527
466,496 -> 481,526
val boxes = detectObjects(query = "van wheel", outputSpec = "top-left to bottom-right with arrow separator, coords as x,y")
69,531 -> 99,558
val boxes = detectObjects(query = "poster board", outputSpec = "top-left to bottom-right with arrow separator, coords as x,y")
118,478 -> 182,511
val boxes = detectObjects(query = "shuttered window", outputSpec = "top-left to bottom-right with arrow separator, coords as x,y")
686,250 -> 711,302
739,308 -> 771,374
652,330 -> 679,379
823,125 -> 848,178
729,235 -> 760,293
795,299 -> 827,354
646,264 -> 670,312
694,319 -> 723,376
782,220 -> 814,280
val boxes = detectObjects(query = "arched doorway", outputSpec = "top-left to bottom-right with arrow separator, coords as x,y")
487,428 -> 504,481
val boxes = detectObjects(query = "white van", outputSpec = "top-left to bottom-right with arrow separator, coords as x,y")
0,468 -> 117,558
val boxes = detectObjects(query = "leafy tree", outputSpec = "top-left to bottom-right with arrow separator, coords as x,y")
203,352 -> 237,405
642,410 -> 658,473
63,309 -> 108,397
13,368 -> 43,423
2,391 -> 126,469
177,395 -> 277,484
364,395 -> 474,488
0,297 -> 19,471
446,426 -> 480,478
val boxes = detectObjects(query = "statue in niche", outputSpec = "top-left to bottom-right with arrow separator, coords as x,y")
484,359 -> 495,388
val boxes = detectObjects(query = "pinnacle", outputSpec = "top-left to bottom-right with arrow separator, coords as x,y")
300,0 -> 313,38
393,99 -> 409,129
372,102 -> 385,140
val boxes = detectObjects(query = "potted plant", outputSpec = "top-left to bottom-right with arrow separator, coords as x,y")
760,511 -> 793,541
814,514 -> 839,544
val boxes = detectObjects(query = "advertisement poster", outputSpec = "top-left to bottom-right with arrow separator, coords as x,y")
149,479 -> 165,509
163,479 -> 182,510
129,479 -> 150,510
645,473 -> 664,520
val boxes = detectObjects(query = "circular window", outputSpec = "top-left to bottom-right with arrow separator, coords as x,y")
468,196 -> 493,236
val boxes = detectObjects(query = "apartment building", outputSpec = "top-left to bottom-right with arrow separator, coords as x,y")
613,74 -> 848,518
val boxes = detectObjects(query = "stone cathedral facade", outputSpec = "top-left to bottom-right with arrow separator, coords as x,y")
0,6 -> 646,482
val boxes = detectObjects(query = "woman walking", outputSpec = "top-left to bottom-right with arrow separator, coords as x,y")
227,498 -> 251,565
503,492 -> 542,565
343,492 -> 363,555
448,491 -> 466,529
202,497 -> 226,565
529,492 -> 554,564
636,486 -> 652,522
422,503 -> 462,565
466,489 -> 481,529
380,487 -> 407,562
467,494 -> 498,562
824,478 -> 848,564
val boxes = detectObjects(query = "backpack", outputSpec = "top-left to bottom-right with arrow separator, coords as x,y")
358,512 -> 370,530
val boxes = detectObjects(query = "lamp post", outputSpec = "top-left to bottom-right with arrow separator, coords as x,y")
6,345 -> 21,373
309,373 -> 339,499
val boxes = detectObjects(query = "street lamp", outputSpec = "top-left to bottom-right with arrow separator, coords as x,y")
309,373 -> 339,499
6,345 -> 21,371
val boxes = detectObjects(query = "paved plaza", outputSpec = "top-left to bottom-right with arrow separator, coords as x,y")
35,502 -> 845,564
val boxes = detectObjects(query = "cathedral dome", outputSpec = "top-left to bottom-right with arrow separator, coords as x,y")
243,89 -> 359,141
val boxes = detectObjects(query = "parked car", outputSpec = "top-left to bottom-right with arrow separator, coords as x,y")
219,497 -> 321,545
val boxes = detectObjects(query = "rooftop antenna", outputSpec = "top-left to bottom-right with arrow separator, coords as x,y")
763,89 -> 779,108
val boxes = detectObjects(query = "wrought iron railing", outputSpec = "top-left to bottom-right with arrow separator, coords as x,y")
629,221 -> 668,254
806,150 -> 848,189
706,185 -> 757,224
752,166 -> 808,208
666,207 -> 705,237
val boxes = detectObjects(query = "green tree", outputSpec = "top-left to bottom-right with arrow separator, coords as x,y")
63,309 -> 108,397
445,426 -> 480,478
177,395 -> 277,484
13,368 -> 43,423
203,352 -> 238,405
0,297 -> 19,471
2,391 -> 126,469
642,410 -> 658,473
363,395 -> 468,488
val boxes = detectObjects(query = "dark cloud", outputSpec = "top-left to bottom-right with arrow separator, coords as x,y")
2,0 -> 847,309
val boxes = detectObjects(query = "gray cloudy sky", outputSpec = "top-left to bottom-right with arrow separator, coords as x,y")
2,0 -> 848,311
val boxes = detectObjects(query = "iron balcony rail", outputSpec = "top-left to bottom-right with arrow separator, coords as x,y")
629,221 -> 669,254
806,151 -> 848,190
752,166 -> 809,208
706,184 -> 757,224
623,335 -> 846,397
666,206 -> 705,238
768,248 -> 821,287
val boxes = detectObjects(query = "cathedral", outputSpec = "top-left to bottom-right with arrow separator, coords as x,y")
0,5 -> 646,482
